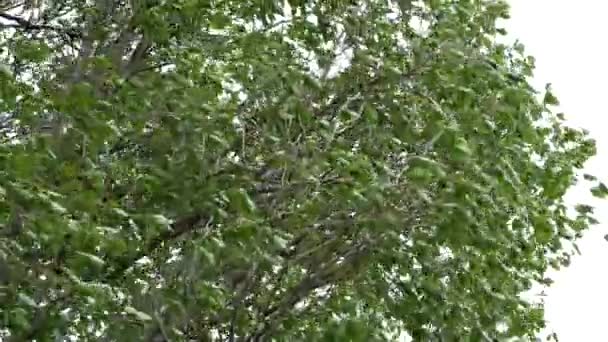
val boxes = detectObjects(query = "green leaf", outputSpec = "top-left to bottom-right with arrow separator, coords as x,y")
591,182 -> 608,198
543,84 -> 559,106
210,13 -> 231,29
11,308 -> 30,329
454,137 -> 472,156
124,306 -> 153,322
199,246 -> 216,265
18,293 -> 37,308
49,201 -> 67,214
583,173 -> 597,181
113,208 -> 130,217
151,214 -> 172,226
574,204 -> 593,215
406,156 -> 447,182
75,251 -> 106,267
272,235 -> 288,250
364,104 -> 378,123
230,188 -> 256,214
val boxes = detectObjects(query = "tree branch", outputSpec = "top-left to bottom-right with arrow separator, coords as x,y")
246,243 -> 369,341
0,11 -> 80,38
104,213 -> 210,281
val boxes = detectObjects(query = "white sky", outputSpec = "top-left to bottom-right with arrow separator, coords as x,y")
507,1 -> 608,340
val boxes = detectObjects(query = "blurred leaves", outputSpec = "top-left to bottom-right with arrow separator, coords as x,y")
0,0 -> 600,341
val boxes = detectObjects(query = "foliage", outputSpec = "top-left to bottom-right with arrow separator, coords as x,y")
0,0 -> 601,340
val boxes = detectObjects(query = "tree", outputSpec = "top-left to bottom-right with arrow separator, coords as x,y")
0,0 -> 602,340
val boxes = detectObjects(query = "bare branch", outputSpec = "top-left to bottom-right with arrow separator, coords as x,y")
247,243 -> 369,341
0,11 -> 80,38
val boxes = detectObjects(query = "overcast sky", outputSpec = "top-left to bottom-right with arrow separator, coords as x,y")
507,1 -> 608,340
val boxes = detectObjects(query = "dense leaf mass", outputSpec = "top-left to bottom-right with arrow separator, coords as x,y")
0,0 -> 601,340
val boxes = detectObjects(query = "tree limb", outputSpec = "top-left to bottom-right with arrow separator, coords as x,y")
0,11 -> 80,38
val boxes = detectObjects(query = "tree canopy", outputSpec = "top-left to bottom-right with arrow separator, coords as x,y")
0,0 -> 604,340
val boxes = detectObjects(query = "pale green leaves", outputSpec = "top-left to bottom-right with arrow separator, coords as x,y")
0,63 -> 11,77
209,13 -> 232,29
227,188 -> 256,214
272,234 -> 289,250
17,293 -> 37,308
198,246 -> 216,265
151,214 -> 172,226
124,306 -> 153,322
406,156 -> 447,185
75,251 -> 106,267
453,136 -> 473,158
